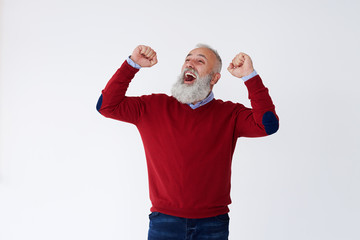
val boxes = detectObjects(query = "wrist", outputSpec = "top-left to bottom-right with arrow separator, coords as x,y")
241,69 -> 258,82
127,56 -> 142,69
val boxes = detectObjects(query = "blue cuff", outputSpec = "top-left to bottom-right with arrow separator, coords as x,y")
241,70 -> 258,82
127,56 -> 142,69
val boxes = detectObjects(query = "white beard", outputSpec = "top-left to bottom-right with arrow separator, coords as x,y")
171,69 -> 213,104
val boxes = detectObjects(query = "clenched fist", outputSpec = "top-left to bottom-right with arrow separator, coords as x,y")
130,45 -> 158,68
227,53 -> 254,78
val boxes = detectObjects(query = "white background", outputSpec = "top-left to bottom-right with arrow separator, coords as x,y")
1,0 -> 359,239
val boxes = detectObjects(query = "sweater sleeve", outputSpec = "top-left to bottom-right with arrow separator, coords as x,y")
96,60 -> 144,124
235,75 -> 279,137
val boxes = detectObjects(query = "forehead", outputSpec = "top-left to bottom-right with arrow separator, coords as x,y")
186,48 -> 216,61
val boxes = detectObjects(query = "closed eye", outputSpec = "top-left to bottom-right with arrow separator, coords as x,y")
185,58 -> 205,64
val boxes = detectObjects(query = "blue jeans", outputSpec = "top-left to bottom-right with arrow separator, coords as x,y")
148,212 -> 229,240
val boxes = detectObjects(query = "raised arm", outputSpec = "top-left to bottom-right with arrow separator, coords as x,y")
96,45 -> 157,124
228,52 -> 279,137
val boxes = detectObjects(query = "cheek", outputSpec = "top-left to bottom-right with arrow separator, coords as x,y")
198,68 -> 208,77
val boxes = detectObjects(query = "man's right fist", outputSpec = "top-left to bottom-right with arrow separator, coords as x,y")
130,45 -> 158,68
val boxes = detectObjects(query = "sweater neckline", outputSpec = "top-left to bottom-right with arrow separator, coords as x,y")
177,97 -> 215,112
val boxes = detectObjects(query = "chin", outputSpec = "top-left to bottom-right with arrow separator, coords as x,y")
171,73 -> 212,104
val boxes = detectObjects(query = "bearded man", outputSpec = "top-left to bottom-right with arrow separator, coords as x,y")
96,44 -> 279,240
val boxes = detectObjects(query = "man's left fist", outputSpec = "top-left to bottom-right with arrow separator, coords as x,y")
227,53 -> 254,78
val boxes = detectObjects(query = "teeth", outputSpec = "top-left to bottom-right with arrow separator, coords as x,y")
185,72 -> 196,78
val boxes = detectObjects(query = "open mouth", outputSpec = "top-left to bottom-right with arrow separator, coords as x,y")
184,71 -> 197,84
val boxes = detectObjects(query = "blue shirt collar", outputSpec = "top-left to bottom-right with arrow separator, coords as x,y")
188,91 -> 214,109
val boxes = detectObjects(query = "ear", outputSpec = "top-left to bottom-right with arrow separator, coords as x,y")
210,73 -> 221,86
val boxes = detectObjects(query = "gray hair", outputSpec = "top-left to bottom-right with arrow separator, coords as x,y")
196,43 -> 222,73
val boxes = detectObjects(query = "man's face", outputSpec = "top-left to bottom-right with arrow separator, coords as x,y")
171,47 -> 221,104
181,48 -> 218,85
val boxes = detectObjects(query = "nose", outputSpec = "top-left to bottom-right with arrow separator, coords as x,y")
185,60 -> 194,69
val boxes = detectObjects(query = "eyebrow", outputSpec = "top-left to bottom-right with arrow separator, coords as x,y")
186,53 -> 208,60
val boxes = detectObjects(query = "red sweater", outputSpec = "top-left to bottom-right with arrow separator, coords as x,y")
97,61 -> 279,218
